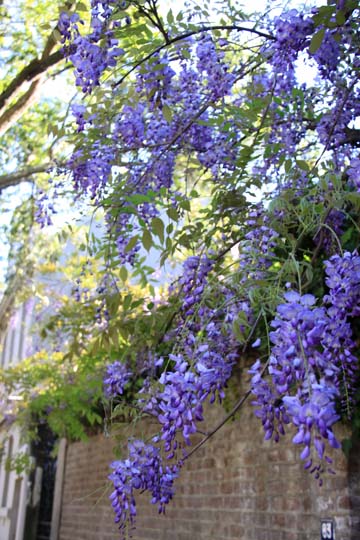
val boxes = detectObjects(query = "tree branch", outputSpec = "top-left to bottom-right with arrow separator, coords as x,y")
342,127 -> 360,148
113,24 -> 274,89
0,3 -> 73,137
0,163 -> 54,191
0,79 -> 44,138
0,50 -> 64,115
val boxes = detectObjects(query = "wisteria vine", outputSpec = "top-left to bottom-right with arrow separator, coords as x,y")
48,0 -> 360,535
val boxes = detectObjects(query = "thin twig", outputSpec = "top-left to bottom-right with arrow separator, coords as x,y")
184,358 -> 269,461
113,24 -> 274,89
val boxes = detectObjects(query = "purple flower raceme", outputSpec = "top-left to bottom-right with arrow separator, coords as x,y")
131,261 -> 245,464
155,354 -> 204,454
109,440 -> 179,536
313,29 -> 340,78
322,251 -> 360,413
136,53 -> 176,107
348,158 -> 360,191
59,7 -> 124,94
316,109 -> 352,150
283,385 -> 341,464
239,204 -> 279,282
179,255 -> 214,317
91,0 -> 119,20
58,11 -> 81,43
35,191 -> 56,227
249,359 -> 290,442
71,103 -> 96,132
324,250 -> 360,318
250,251 -> 360,480
269,291 -> 328,393
114,104 -> 145,147
315,78 -> 359,156
69,34 -> 124,94
104,361 -> 132,398
267,10 -> 313,71
68,141 -> 113,199
196,33 -> 235,99
140,343 -> 236,461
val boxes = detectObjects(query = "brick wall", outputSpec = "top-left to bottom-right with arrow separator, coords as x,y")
59,386 -> 360,540
348,438 -> 360,540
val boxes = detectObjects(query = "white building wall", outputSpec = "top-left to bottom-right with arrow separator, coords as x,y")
0,427 -> 29,540
0,302 -> 32,540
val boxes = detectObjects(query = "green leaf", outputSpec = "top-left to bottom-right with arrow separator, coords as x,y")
109,326 -> 119,347
162,104 -> 173,123
123,294 -> 132,311
284,160 -> 292,173
231,320 -> 246,343
312,5 -> 335,26
165,237 -> 172,252
126,193 -> 152,204
75,2 -> 88,11
151,217 -> 164,244
341,226 -> 354,244
335,10 -> 346,25
142,230 -> 153,252
52,29 -> 62,43
345,192 -> 360,210
167,207 -> 179,221
179,199 -> 191,211
167,9 -> 174,24
119,266 -> 128,282
296,159 -> 310,172
108,294 -> 120,317
309,28 -> 325,54
177,234 -> 191,248
125,236 -> 139,253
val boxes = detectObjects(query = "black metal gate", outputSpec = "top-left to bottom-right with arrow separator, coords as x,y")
23,424 -> 57,540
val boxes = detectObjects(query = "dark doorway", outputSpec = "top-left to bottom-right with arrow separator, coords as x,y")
23,424 -> 57,540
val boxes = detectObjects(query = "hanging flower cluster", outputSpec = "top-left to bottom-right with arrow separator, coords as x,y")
50,0 -> 360,534
250,251 -> 360,481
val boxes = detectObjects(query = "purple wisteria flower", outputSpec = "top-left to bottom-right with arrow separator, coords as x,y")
283,386 -> 341,463
250,251 -> 360,479
109,440 -> 179,536
239,204 -> 279,282
55,0 -> 360,519
348,158 -> 360,191
249,359 -> 290,442
179,255 -> 214,316
104,361 -> 132,397
313,29 -> 340,77
59,7 -> 124,94
196,33 -> 234,99
268,10 -> 313,71
324,251 -> 360,317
